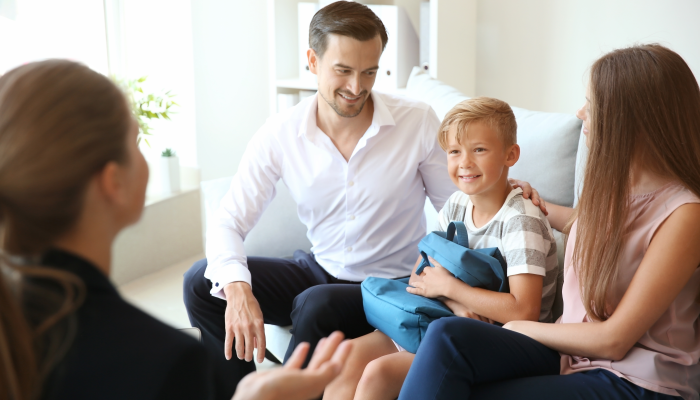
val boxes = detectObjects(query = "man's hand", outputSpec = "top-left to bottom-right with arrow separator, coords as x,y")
224,282 -> 266,363
232,331 -> 353,400
509,178 -> 548,216
406,256 -> 456,299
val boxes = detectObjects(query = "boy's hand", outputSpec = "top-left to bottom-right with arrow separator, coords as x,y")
406,256 -> 456,299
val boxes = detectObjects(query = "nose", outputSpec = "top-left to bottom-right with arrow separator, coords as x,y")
347,73 -> 361,95
576,103 -> 586,121
458,152 -> 473,170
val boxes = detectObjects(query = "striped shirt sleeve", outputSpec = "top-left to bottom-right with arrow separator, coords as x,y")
501,214 -> 552,277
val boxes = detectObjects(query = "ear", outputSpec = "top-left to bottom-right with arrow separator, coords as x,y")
504,144 -> 520,167
94,161 -> 126,206
307,48 -> 319,75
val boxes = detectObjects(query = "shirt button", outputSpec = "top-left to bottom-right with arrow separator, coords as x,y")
348,181 -> 354,187
349,215 -> 355,220
215,282 -> 219,287
346,246 -> 353,252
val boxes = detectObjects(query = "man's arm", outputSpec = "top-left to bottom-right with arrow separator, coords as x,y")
418,107 -> 458,211
205,124 -> 284,363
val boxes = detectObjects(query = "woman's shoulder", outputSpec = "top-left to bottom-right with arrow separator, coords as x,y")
46,294 -> 212,400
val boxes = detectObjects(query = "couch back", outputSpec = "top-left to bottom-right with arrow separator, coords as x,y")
404,67 -> 585,208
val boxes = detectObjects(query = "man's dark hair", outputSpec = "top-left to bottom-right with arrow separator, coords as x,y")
309,1 -> 388,59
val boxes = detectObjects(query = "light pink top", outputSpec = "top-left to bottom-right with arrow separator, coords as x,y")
559,183 -> 700,399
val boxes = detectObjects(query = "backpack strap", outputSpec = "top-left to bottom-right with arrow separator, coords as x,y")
446,221 -> 470,248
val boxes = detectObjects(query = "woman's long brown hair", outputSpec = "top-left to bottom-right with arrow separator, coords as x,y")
0,60 -> 131,400
571,44 -> 700,321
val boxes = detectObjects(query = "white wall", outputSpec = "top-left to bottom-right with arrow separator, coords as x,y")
475,0 -> 700,114
191,0 -> 271,181
430,0 -> 476,95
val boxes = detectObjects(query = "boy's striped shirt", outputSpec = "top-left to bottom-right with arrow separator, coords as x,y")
438,188 -> 558,322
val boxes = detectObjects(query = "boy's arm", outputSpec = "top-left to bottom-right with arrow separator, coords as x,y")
408,211 -> 552,323
408,262 -> 542,324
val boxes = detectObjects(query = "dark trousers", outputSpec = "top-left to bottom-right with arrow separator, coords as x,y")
182,250 -> 374,392
398,317 -> 681,400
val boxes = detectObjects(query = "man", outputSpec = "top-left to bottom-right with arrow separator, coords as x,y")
183,1 -> 455,390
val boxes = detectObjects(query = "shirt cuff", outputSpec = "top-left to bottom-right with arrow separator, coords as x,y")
207,264 -> 253,300
506,264 -> 546,277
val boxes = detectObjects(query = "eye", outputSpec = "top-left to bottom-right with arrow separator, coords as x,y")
337,69 -> 349,74
474,148 -> 487,153
449,149 -> 460,154
366,71 -> 376,76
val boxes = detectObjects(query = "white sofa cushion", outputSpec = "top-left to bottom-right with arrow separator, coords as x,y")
405,67 -> 583,208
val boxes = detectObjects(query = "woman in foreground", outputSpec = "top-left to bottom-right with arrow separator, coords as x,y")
398,44 -> 700,399
0,60 -> 351,400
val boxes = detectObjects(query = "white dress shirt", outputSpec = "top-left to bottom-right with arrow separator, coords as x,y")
205,91 -> 456,298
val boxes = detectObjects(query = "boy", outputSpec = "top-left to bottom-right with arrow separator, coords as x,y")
323,97 -> 558,400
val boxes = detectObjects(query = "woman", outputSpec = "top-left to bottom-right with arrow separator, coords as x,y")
397,44 -> 700,399
0,60 -> 351,400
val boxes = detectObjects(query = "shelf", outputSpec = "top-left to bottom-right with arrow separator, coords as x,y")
276,78 -> 318,91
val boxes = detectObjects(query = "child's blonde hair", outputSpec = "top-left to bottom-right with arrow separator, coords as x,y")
437,97 -> 517,150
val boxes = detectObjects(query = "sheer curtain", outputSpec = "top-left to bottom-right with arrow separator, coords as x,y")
0,0 -> 109,75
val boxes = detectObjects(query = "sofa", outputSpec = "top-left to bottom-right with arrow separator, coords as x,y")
200,67 -> 587,362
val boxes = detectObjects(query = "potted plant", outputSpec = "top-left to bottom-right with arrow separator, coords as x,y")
160,148 -> 180,194
114,76 -> 179,195
115,76 -> 178,146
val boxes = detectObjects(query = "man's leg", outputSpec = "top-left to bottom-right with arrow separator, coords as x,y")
285,283 -> 374,366
397,317 -> 561,400
182,252 -> 322,392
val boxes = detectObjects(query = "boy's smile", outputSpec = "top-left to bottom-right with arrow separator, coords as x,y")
446,121 -> 519,198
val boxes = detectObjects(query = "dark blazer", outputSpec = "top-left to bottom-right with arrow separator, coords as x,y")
39,250 -> 231,400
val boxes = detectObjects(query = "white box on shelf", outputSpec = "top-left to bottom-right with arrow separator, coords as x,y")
368,5 -> 419,90
298,2 -> 319,83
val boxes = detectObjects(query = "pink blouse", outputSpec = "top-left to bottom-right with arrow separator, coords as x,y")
559,183 -> 700,399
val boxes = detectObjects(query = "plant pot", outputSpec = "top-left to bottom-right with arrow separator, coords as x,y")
160,156 -> 180,194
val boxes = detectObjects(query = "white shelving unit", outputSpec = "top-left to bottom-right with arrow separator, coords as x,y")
266,0 -> 420,115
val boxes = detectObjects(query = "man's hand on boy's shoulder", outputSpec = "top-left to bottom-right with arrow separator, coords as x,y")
509,178 -> 548,216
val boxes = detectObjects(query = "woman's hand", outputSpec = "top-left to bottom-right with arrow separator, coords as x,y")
503,320 -> 540,338
509,178 -> 548,216
232,331 -> 352,400
406,256 -> 457,299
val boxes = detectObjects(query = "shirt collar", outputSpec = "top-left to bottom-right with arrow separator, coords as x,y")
41,248 -> 118,295
299,90 -> 396,139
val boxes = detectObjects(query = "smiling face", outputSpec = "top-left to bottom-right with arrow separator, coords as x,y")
308,33 -> 382,118
446,121 -> 519,197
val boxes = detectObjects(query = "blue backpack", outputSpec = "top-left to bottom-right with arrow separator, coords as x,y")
361,221 -> 509,353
